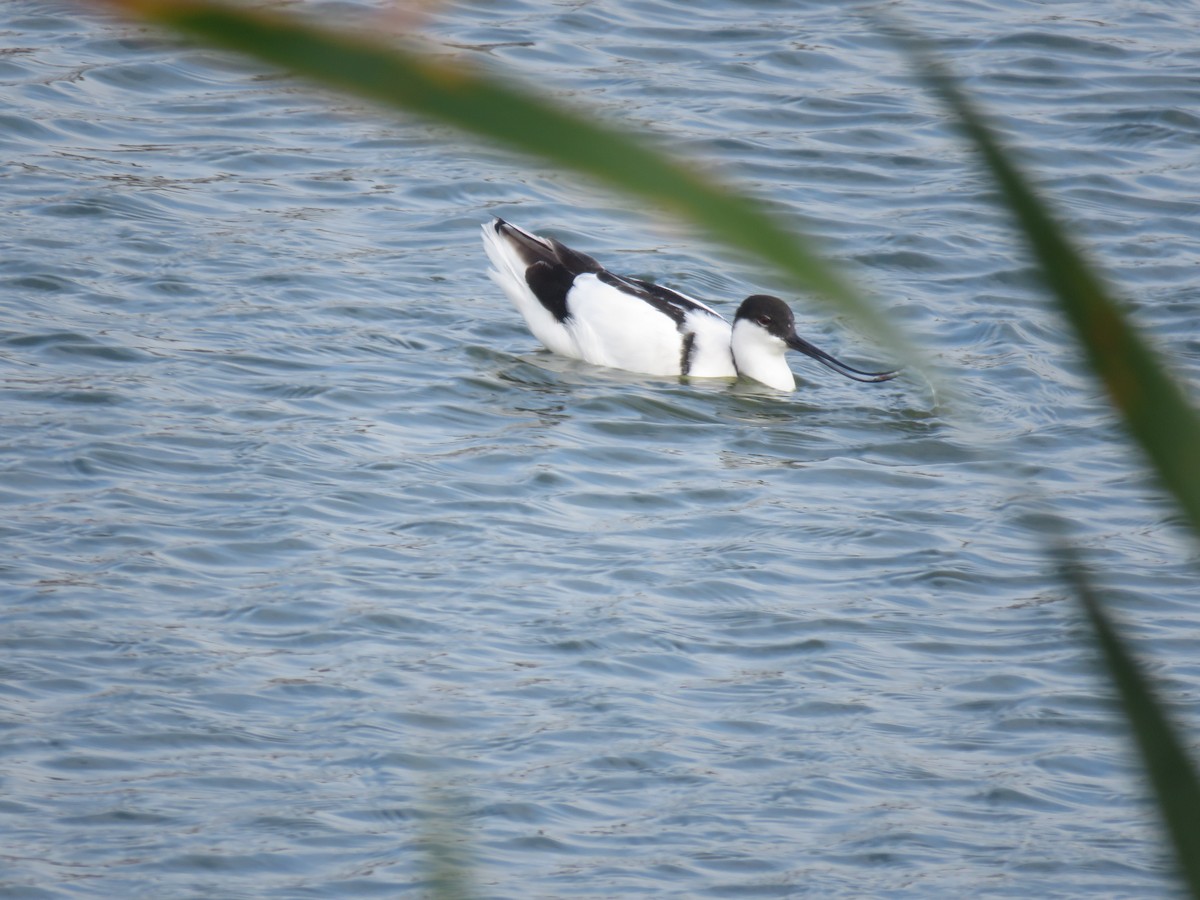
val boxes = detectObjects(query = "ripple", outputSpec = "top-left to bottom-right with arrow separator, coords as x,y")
0,2 -> 1196,898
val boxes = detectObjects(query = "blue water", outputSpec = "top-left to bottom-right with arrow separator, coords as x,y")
3,1 -> 1200,896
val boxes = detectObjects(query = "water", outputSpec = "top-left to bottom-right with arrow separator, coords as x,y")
3,0 -> 1199,896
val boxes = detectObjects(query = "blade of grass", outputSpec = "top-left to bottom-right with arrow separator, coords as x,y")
1059,549 -> 1200,897
101,0 -> 915,367
901,36 -> 1200,535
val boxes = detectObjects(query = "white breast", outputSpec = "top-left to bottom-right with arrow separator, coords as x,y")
730,318 -> 796,391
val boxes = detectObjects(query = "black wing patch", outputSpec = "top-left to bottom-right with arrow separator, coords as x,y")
626,277 -> 715,317
495,220 -> 604,323
524,260 -> 575,323
596,271 -> 693,327
547,238 -> 603,276
680,331 -> 697,376
495,219 -> 602,276
496,218 -> 721,334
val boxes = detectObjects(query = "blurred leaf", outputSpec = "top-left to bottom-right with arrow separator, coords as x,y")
420,787 -> 476,900
103,0 -> 914,366
1060,551 -> 1200,897
909,37 -> 1200,893
904,39 -> 1200,536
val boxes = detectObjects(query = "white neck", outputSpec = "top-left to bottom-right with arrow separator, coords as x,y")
731,320 -> 796,391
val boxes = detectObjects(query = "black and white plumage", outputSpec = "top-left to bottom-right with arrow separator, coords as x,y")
481,217 -> 898,391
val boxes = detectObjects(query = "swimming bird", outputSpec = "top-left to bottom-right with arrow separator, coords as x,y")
481,217 -> 898,391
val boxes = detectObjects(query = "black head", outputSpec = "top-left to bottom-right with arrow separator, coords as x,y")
734,294 -> 900,384
733,294 -> 796,341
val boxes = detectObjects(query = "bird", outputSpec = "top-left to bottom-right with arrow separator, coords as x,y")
481,217 -> 898,391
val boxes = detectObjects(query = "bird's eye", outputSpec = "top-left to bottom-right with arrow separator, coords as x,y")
756,316 -> 771,327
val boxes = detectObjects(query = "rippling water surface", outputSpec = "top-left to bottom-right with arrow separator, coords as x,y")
3,1 -> 1200,896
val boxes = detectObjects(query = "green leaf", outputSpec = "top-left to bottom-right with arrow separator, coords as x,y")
905,39 -> 1200,536
107,0 -> 913,367
1060,552 -> 1200,897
